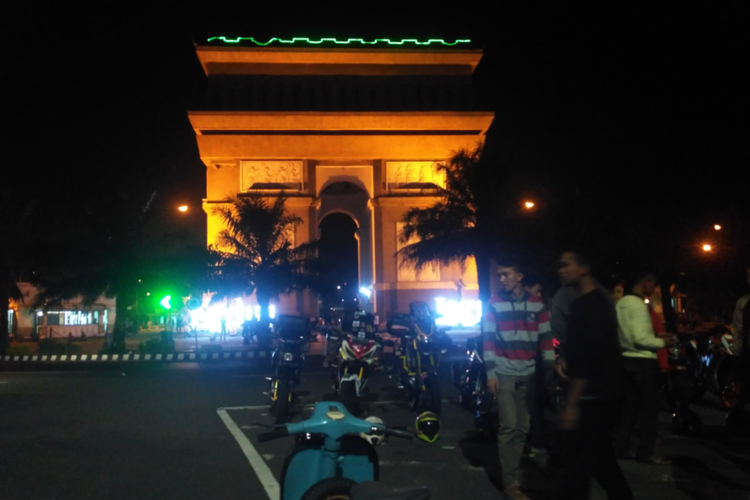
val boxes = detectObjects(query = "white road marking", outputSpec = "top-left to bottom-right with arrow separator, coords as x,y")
217,408 -> 280,500
219,405 -> 270,411
0,381 -> 9,384
262,454 -> 275,461
0,371 -> 88,374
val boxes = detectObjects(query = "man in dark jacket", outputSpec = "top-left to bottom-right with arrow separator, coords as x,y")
728,267 -> 750,420
554,251 -> 632,500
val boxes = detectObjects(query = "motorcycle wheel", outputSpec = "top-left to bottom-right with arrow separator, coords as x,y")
272,378 -> 292,425
301,477 -> 356,500
420,374 -> 442,416
338,380 -> 359,415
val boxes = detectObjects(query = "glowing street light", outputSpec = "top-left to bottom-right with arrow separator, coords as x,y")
178,205 -> 188,213
524,201 -> 535,209
714,224 -> 721,230
702,244 -> 712,252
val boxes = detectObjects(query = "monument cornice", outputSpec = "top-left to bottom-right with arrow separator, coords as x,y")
189,111 -> 494,135
195,46 -> 483,75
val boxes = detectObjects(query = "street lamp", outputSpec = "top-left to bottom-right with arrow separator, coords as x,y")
702,244 -> 712,252
714,224 -> 721,230
524,201 -> 535,209
178,205 -> 188,213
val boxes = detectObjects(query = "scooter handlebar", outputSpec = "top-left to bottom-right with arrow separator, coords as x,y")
384,428 -> 414,440
257,426 -> 290,443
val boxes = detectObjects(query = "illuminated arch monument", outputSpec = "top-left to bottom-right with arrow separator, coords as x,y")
189,43 -> 494,321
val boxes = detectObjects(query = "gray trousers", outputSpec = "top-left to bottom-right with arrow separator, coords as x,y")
496,373 -> 535,487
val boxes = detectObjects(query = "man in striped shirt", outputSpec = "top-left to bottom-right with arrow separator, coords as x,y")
484,261 -> 554,500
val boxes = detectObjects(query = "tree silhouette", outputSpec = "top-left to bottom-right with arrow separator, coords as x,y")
397,143 -> 511,303
30,190 -> 207,350
208,194 -> 320,321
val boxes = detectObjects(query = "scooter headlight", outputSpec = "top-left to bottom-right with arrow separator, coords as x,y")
283,352 -> 294,362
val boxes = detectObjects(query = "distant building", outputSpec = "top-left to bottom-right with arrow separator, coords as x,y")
189,41 -> 493,321
8,283 -> 115,339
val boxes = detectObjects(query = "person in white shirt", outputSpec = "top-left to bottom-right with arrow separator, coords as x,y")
614,272 -> 677,465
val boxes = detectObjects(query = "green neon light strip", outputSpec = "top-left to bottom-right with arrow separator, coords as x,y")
206,37 -> 471,46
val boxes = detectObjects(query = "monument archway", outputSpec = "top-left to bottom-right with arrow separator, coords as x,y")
316,181 -> 373,302
318,212 -> 359,310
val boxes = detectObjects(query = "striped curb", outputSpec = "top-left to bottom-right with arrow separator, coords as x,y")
1,350 -> 269,363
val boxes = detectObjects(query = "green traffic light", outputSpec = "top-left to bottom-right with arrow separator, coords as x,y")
159,295 -> 172,310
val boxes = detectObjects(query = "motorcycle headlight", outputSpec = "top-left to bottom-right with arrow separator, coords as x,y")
283,352 -> 294,362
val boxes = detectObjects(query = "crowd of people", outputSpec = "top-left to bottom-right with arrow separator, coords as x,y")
481,253 -> 750,500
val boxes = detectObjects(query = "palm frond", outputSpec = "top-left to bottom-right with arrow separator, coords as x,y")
397,143 -> 497,282
207,194 -> 323,304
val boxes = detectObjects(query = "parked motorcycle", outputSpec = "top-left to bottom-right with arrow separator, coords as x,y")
386,302 -> 450,416
256,401 -> 429,500
242,317 -> 273,347
663,334 -> 702,433
683,325 -> 740,409
334,309 -> 380,415
451,334 -> 497,434
268,314 -> 311,424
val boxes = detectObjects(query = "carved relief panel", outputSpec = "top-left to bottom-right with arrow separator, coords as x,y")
386,161 -> 445,191
240,161 -> 303,191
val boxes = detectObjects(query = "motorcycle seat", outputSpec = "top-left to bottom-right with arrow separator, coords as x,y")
351,481 -> 431,500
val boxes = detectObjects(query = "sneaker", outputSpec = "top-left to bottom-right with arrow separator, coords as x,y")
503,484 -> 530,500
636,455 -> 673,465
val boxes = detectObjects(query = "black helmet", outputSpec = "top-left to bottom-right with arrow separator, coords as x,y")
415,411 -> 440,443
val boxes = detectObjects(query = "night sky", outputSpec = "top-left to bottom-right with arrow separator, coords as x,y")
6,4 -> 747,298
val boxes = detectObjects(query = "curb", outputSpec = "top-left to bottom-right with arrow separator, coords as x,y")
1,350 -> 270,364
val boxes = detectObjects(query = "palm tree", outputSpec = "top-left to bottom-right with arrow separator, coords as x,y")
209,194 -> 320,321
397,143 -> 504,304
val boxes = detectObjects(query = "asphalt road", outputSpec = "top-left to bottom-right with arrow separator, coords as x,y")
2,349 -> 750,500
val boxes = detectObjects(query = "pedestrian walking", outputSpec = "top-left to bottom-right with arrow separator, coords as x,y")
524,277 -> 548,456
614,272 -> 677,464
554,250 -> 633,500
220,316 -> 227,341
551,274 -> 613,382
482,261 -> 554,500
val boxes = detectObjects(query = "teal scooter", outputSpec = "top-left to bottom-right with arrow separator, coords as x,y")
257,401 -> 430,500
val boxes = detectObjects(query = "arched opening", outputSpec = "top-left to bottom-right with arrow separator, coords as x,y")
318,212 -> 359,312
